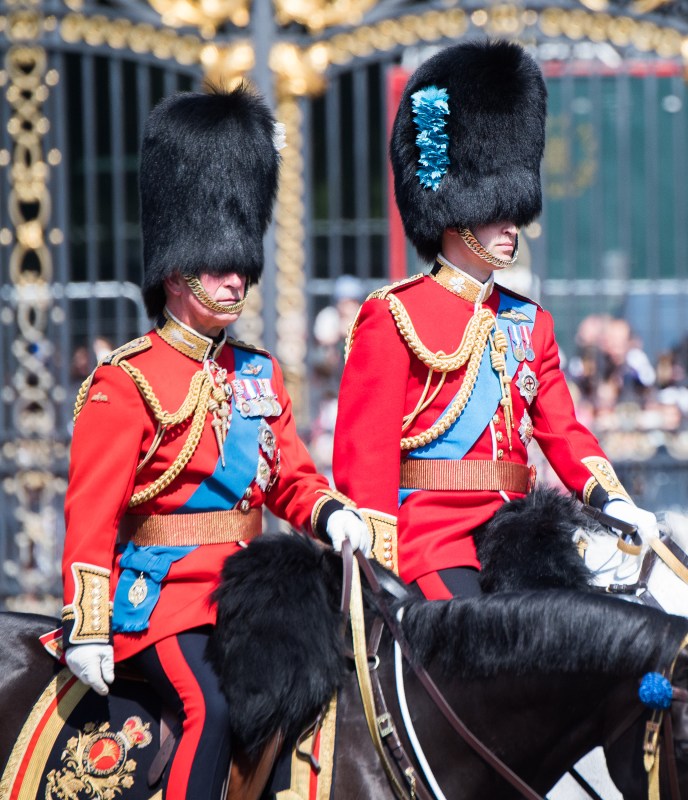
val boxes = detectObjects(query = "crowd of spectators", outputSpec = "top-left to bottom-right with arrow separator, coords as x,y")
564,314 -> 688,463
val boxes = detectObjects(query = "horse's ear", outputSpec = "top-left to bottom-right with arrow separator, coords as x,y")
477,488 -> 594,593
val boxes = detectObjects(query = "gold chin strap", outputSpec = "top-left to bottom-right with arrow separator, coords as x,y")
460,228 -> 519,268
184,275 -> 249,315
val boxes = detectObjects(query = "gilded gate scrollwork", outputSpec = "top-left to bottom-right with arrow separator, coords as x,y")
0,0 -> 686,604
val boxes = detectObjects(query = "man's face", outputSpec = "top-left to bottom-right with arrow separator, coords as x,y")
473,221 -> 519,262
166,272 -> 247,337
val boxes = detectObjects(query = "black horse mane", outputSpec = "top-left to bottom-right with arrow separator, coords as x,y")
402,590 -> 686,680
209,528 -> 688,758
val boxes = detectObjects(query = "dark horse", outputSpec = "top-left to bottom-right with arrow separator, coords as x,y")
1,529 -> 687,799
209,532 -> 688,800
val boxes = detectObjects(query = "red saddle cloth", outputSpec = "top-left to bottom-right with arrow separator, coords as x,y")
0,667 -> 162,800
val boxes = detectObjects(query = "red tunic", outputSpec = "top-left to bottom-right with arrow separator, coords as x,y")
63,318 -> 338,661
333,271 -> 622,588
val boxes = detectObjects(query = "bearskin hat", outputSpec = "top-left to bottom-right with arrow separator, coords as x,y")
140,84 -> 279,317
390,39 -> 547,262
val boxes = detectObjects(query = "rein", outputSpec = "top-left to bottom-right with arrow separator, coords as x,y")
345,542 -> 547,800
345,544 -> 688,800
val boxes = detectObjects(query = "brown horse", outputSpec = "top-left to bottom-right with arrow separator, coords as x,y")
1,532 -> 687,799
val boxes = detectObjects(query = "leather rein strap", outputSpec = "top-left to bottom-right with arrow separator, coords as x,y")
346,543 -> 547,800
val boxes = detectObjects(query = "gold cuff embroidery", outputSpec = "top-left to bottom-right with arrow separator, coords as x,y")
311,489 -> 357,532
581,457 -> 631,503
360,509 -> 399,575
68,563 -> 111,644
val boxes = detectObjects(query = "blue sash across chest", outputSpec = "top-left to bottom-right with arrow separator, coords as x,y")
112,347 -> 273,633
399,293 -> 536,504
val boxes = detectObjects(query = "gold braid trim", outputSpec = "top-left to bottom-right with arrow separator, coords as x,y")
128,377 -> 212,507
389,295 -> 495,374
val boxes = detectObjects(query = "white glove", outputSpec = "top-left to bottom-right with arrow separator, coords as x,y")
65,643 -> 115,696
603,498 -> 659,542
326,509 -> 372,557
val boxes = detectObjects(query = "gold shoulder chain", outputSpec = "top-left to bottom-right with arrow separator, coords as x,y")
389,295 -> 495,374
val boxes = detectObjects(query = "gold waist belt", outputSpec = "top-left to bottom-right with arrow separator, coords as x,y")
119,508 -> 262,547
399,459 -> 535,494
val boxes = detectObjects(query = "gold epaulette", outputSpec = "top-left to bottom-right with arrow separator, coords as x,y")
101,335 -> 152,366
72,336 -> 152,423
365,273 -> 425,301
226,337 -> 271,357
345,274 -> 425,361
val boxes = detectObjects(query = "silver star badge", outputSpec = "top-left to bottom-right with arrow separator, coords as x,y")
516,363 -> 539,404
519,410 -> 534,447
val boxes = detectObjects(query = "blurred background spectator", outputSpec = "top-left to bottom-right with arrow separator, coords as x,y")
310,275 -> 365,478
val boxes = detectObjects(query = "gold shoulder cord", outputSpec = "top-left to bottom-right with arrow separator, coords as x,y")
118,361 -> 216,507
74,358 -> 217,508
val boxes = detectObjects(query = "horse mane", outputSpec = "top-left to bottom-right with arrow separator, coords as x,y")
209,529 -> 688,760
402,590 -> 688,680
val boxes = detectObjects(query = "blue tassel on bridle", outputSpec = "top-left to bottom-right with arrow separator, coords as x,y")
639,672 -> 673,710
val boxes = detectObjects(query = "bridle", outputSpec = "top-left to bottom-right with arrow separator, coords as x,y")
343,541 -> 548,800
338,541 -> 688,800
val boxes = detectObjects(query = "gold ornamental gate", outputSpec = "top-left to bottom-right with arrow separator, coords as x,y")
0,0 -> 686,606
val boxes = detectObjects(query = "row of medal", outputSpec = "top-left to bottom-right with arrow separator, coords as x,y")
508,324 -> 535,362
231,378 -> 283,418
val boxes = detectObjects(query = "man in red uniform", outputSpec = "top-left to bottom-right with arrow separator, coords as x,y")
61,85 -> 369,800
333,40 -> 656,600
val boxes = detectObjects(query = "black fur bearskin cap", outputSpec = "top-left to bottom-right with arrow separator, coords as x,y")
390,39 -> 547,262
140,84 -> 279,317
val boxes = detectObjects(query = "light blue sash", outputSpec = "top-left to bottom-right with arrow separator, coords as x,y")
399,293 -> 536,505
180,348 -> 272,511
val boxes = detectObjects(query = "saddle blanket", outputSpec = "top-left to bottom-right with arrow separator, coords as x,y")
0,667 -> 162,800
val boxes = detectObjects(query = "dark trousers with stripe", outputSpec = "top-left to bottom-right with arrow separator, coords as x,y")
414,566 -> 483,600
130,627 -> 232,800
